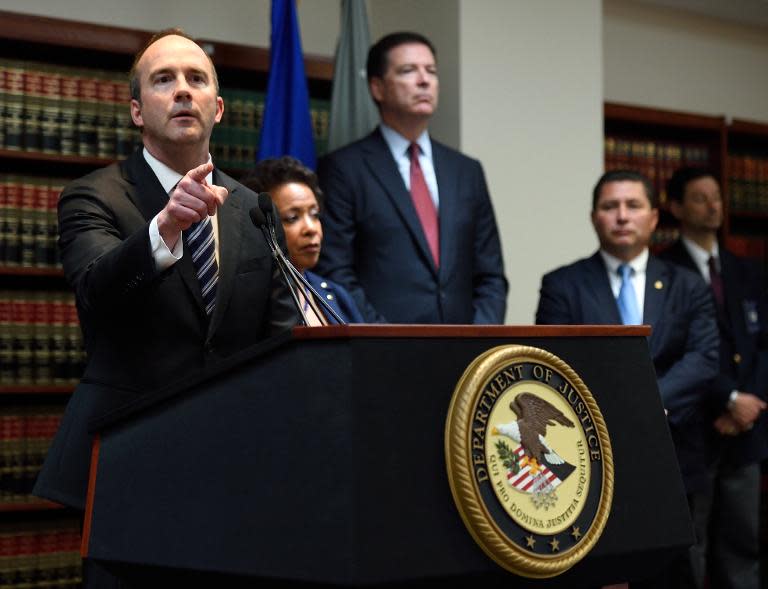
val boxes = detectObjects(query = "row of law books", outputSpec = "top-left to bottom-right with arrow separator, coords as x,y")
0,58 -> 142,159
604,136 -> 711,205
0,291 -> 84,388
0,518 -> 81,587
0,407 -> 62,504
211,88 -> 263,170
210,89 -> 331,170
0,174 -> 67,270
728,154 -> 768,215
0,57 -> 333,167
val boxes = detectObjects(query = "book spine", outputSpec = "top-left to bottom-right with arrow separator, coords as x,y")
19,177 -> 36,268
3,175 -> 21,266
0,291 -> 12,385
40,65 -> 62,155
4,61 -> 24,152
96,72 -> 116,160
22,65 -> 44,153
76,71 -> 98,158
59,65 -> 79,157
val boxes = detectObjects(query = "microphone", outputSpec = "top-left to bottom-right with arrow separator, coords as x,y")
250,196 -> 345,326
249,205 -> 308,325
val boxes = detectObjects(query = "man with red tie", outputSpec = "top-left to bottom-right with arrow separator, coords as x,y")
316,32 -> 507,324
660,166 -> 768,589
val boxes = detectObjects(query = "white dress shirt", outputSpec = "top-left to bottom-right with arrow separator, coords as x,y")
379,124 -> 439,210
680,235 -> 720,284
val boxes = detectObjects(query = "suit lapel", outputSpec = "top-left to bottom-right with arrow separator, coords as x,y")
362,130 -> 438,276
122,151 -> 172,221
720,251 -> 743,341
585,253 -> 622,323
643,256 -> 668,328
432,141 -> 456,280
666,240 -> 698,274
207,170 -> 242,336
122,152 -> 202,308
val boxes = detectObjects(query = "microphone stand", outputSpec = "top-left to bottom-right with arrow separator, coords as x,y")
250,202 -> 346,326
255,224 -> 311,326
264,220 -> 345,326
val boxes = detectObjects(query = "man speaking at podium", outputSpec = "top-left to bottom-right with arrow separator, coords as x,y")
34,29 -> 296,585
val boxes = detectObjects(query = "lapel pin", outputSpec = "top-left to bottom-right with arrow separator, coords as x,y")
654,280 -> 663,290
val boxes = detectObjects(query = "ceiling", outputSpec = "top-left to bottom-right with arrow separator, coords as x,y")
633,0 -> 768,28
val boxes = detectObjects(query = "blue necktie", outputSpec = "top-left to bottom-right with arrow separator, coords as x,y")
616,264 -> 641,325
184,217 -> 218,315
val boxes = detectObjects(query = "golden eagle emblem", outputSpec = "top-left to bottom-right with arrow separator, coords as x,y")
493,392 -> 576,501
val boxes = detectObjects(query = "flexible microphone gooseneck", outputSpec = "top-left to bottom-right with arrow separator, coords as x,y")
248,205 -> 309,325
250,194 -> 345,326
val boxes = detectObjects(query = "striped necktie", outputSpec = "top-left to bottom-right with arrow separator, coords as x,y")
185,217 -> 218,315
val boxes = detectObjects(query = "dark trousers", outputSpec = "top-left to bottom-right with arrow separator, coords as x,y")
689,459 -> 760,589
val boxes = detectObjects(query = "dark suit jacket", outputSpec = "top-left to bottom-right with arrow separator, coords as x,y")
305,270 -> 364,324
659,240 -> 768,467
535,251 -> 719,491
315,128 -> 507,324
34,150 -> 297,509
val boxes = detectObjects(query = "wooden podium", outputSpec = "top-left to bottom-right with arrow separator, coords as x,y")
81,325 -> 693,587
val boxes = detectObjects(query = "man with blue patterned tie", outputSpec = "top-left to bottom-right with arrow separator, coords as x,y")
34,27 -> 296,533
535,169 -> 719,586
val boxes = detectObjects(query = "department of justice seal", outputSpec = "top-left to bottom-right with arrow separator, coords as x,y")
444,345 -> 613,578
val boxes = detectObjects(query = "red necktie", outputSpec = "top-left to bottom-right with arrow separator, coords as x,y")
409,143 -> 439,267
708,256 -> 724,308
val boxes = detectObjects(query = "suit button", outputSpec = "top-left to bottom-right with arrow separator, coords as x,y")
320,281 -> 328,288
733,353 -> 742,364
326,294 -> 334,300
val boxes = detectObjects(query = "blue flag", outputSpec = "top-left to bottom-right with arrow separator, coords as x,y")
257,0 -> 316,169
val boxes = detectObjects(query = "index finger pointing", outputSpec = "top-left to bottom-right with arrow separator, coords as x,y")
187,162 -> 214,184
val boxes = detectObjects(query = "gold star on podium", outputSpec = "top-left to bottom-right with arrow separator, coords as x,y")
525,535 -> 536,548
549,537 -> 560,552
571,526 -> 582,540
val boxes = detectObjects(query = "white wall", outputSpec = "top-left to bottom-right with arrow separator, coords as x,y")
368,0 -> 460,148
0,0 -> 340,56
604,0 -> 768,123
459,0 -> 604,323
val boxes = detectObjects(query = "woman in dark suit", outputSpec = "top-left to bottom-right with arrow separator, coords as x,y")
243,157 -> 365,325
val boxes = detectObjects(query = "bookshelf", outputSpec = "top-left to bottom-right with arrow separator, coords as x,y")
603,102 -> 727,251
604,102 -> 768,261
725,118 -> 768,260
0,10 -> 334,585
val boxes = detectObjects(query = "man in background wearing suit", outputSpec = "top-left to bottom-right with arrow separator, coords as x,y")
34,29 -> 296,587
535,169 -> 719,588
316,32 -> 507,324
660,167 -> 768,589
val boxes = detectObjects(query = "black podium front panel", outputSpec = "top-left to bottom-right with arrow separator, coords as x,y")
83,327 -> 692,587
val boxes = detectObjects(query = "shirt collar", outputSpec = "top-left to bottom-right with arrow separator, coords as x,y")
681,235 -> 719,264
599,248 -> 649,276
142,147 -> 213,193
379,124 -> 432,160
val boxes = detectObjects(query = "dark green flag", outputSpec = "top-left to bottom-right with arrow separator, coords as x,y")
327,0 -> 379,151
